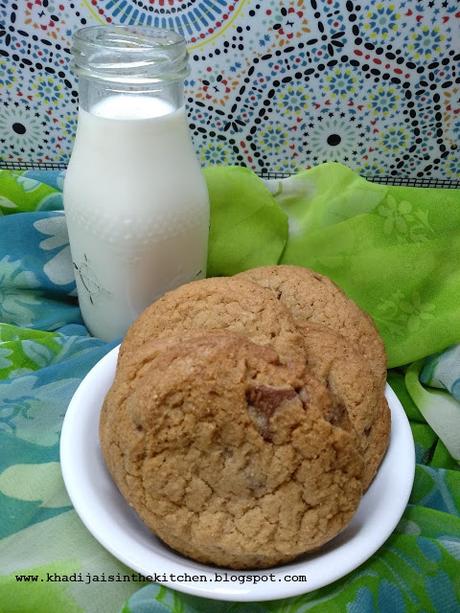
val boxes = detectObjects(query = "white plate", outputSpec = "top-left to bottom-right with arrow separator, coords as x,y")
60,346 -> 415,602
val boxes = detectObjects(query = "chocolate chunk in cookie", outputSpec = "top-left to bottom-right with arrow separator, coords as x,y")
100,332 -> 364,569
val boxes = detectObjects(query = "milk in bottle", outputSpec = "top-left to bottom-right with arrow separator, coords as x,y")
64,26 -> 209,341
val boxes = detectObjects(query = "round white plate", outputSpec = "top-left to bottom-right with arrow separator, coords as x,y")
60,345 -> 415,602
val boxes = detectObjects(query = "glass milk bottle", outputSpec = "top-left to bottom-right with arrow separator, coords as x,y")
64,26 -> 209,341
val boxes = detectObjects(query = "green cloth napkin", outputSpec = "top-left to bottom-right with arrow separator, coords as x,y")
206,163 -> 460,367
0,165 -> 459,612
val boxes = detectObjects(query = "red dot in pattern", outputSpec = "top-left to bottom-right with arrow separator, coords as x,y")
191,37 -> 196,42
223,14 -> 228,19
91,0 -> 97,5
206,66 -> 212,71
107,17 -> 112,22
216,21 -> 221,27
266,10 -> 271,15
200,33 -> 205,38
99,8 -> 104,14
208,28 -> 213,34
229,5 -> 234,11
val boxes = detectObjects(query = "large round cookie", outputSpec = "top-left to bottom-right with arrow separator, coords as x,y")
236,265 -> 387,388
100,332 -> 364,570
298,322 -> 390,489
118,276 -> 306,371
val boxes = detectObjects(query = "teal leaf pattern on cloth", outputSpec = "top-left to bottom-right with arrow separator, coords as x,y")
33,214 -> 74,287
0,375 -> 81,446
421,344 -> 460,403
0,463 -> 71,509
0,167 -> 459,612
0,256 -> 42,325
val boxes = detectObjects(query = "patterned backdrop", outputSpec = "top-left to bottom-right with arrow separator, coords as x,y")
0,1 -> 459,178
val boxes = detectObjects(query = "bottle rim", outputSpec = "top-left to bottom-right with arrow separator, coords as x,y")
71,25 -> 189,84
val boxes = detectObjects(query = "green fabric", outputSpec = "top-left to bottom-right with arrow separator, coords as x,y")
204,166 -> 288,276
0,171 -> 60,215
406,362 -> 460,461
206,163 -> 460,367
0,166 -> 459,612
386,371 -> 424,423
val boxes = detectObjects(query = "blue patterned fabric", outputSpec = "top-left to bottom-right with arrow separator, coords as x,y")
0,169 -> 459,612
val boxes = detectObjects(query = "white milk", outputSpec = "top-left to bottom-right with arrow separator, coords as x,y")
63,95 -> 209,341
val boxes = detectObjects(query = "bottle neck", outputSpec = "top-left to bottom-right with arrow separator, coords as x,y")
78,76 -> 184,118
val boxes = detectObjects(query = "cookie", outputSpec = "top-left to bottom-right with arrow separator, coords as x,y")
118,276 -> 306,372
236,265 -> 387,388
364,396 -> 391,488
100,332 -> 364,570
297,322 -> 390,489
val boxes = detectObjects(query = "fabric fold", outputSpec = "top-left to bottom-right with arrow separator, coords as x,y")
0,165 -> 459,612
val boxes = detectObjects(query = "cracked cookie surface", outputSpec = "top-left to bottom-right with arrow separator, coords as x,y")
297,322 -> 390,489
100,332 -> 364,570
118,276 -> 306,373
236,265 -> 387,389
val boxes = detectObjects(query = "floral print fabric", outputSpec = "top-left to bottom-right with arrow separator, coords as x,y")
0,166 -> 459,612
